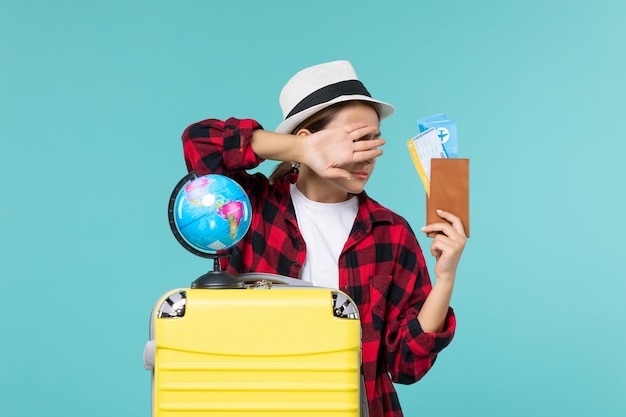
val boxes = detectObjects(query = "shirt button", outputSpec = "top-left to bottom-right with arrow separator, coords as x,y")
294,261 -> 300,267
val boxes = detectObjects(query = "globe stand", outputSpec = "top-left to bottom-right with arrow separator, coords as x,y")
168,172 -> 249,290
190,249 -> 244,289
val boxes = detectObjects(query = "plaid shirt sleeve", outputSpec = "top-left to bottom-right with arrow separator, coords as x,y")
386,244 -> 455,385
182,117 -> 264,175
382,223 -> 456,384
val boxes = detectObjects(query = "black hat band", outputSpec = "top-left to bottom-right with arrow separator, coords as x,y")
285,79 -> 371,119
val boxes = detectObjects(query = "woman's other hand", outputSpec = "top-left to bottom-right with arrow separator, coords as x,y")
420,209 -> 467,283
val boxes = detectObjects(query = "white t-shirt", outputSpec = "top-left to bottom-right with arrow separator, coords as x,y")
290,183 -> 359,289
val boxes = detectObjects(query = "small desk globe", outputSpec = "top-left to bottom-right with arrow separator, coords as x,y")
169,173 -> 252,257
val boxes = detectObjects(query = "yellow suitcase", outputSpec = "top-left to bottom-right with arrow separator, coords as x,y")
144,273 -> 362,416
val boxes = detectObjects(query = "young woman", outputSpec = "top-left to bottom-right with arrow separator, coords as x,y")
181,60 -> 466,417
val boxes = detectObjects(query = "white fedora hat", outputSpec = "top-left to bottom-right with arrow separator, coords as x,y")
275,60 -> 395,133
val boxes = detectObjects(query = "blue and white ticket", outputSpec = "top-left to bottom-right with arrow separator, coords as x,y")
418,113 -> 458,158
407,127 -> 447,196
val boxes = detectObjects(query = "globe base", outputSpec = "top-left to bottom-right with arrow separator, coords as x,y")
191,270 -> 244,289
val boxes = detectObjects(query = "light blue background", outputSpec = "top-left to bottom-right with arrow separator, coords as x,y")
2,1 -> 625,416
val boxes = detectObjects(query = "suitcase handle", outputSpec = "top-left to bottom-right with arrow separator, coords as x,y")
237,272 -> 313,287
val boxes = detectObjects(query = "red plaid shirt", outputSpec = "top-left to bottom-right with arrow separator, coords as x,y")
182,118 -> 456,417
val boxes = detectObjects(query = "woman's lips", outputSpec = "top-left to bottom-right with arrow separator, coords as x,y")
351,171 -> 369,179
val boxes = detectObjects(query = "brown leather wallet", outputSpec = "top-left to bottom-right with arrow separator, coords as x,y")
426,158 -> 470,237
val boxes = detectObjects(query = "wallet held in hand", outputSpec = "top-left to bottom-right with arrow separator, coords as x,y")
426,158 -> 470,238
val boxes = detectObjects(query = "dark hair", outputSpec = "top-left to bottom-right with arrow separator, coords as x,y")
268,101 -> 380,184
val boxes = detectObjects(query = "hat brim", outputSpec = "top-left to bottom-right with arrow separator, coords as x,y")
274,95 -> 395,134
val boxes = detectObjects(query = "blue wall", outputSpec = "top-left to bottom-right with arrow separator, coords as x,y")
1,1 -> 625,415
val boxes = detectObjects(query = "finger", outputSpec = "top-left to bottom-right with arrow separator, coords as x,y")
430,238 -> 442,258
352,138 -> 386,152
351,149 -> 383,164
430,235 -> 457,260
346,123 -> 379,137
430,236 -> 464,266
434,209 -> 467,238
421,222 -> 450,234
421,221 -> 461,240
431,235 -> 456,253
